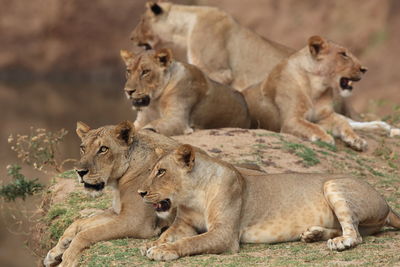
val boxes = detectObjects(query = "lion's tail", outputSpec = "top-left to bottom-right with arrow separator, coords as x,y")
386,209 -> 400,229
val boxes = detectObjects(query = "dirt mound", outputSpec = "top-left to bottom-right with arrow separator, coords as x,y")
33,128 -> 400,266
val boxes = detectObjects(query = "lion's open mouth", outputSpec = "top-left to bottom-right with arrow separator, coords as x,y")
152,199 -> 171,212
340,77 -> 361,90
84,182 -> 105,191
132,96 -> 150,107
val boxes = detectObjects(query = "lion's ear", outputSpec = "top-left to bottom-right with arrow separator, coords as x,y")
120,50 -> 136,66
115,121 -> 135,145
76,121 -> 91,139
174,144 -> 195,171
308,35 -> 328,58
155,48 -> 172,67
146,2 -> 163,16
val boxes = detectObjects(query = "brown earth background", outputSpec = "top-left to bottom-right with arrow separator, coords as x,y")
0,0 -> 399,266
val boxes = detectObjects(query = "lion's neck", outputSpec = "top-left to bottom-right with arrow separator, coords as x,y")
153,6 -> 197,45
163,62 -> 188,93
289,48 -> 333,100
114,131 -> 178,211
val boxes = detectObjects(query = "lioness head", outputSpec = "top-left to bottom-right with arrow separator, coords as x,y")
120,48 -> 173,108
130,2 -> 172,51
307,35 -> 367,97
75,121 -> 135,193
138,144 -> 195,213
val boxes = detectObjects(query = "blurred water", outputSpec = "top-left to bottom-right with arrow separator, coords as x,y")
0,79 -> 134,266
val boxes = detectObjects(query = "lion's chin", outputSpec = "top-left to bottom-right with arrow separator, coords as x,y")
83,182 -> 105,197
84,189 -> 104,198
339,89 -> 353,98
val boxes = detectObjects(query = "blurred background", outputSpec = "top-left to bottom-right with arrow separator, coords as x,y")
0,0 -> 399,266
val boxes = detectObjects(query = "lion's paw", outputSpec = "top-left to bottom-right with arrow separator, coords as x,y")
310,134 -> 335,146
327,236 -> 361,251
146,244 -> 180,261
44,249 -> 63,267
346,137 -> 367,151
184,127 -> 194,135
300,226 -> 325,243
140,241 -> 158,256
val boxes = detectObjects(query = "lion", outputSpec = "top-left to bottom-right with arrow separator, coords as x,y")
243,36 -> 369,151
43,121 -> 179,267
120,48 -> 250,136
130,1 -> 362,121
138,144 -> 400,261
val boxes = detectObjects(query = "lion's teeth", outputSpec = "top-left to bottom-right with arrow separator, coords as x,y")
348,80 -> 353,86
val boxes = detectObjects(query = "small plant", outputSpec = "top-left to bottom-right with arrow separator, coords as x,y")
8,127 -> 69,172
0,165 -> 44,202
383,104 -> 400,125
314,140 -> 338,152
282,141 -> 320,166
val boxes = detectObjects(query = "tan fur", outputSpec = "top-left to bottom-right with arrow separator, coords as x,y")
138,144 -> 400,260
243,36 -> 368,151
120,48 -> 250,136
44,121 -> 179,267
130,2 -> 359,120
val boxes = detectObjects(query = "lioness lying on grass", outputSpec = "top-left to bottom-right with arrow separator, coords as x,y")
243,36 -> 369,151
139,144 -> 400,261
44,121 -> 179,267
120,48 -> 250,136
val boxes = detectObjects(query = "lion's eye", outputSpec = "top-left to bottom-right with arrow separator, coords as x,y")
141,69 -> 150,77
125,69 -> 131,79
339,52 -> 348,58
98,146 -> 109,154
80,145 -> 85,153
156,168 -> 166,176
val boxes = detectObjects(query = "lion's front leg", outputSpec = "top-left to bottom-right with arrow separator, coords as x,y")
44,210 -> 115,266
146,227 -> 239,261
134,110 -> 154,130
59,211 -> 158,267
187,22 -> 233,85
141,217 -> 197,256
319,113 -> 367,151
144,104 -> 193,136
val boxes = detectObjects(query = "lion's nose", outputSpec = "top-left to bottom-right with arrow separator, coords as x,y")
76,169 -> 89,179
125,88 -> 136,96
138,190 -> 148,198
360,67 -> 368,74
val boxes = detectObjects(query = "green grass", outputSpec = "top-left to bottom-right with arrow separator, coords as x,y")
57,169 -> 77,178
313,140 -> 338,152
282,141 -> 320,166
44,182 -> 112,243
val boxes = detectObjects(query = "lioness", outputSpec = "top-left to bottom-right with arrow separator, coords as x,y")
131,1 -> 292,90
120,48 -> 250,136
44,121 -> 178,267
243,36 -> 368,151
130,1 -> 361,120
139,144 -> 400,261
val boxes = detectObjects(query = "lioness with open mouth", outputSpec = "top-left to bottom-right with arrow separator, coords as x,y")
120,48 -> 250,136
138,144 -> 400,261
243,36 -> 369,151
